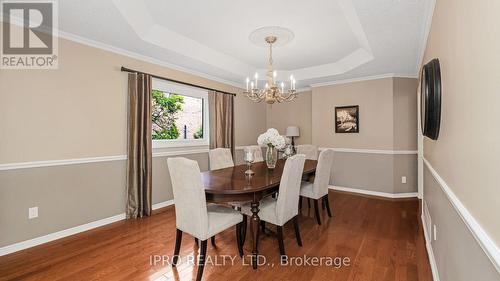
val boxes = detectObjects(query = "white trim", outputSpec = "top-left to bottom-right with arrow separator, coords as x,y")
152,199 -> 175,210
423,158 -> 500,274
0,213 -> 125,256
0,149 -> 210,171
57,30 -> 245,89
319,147 -> 418,155
329,185 -> 418,199
310,73 -> 418,88
0,155 -> 127,171
152,148 -> 209,158
0,200 -> 174,256
421,213 -> 440,281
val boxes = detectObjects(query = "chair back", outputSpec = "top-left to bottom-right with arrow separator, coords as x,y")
209,148 -> 234,170
313,149 -> 335,198
245,145 -> 264,162
275,154 -> 306,225
167,157 -> 208,239
296,145 -> 318,160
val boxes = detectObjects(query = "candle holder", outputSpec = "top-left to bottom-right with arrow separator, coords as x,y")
244,149 -> 255,175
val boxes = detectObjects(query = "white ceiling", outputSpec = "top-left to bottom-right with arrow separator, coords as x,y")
57,0 -> 434,88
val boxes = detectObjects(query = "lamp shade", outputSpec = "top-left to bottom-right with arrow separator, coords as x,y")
286,126 -> 300,137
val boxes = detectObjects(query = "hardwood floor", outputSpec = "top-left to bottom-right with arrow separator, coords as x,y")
0,191 -> 433,281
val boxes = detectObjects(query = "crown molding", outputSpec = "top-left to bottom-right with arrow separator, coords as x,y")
415,0 -> 436,73
309,73 -> 419,88
57,30 -> 245,89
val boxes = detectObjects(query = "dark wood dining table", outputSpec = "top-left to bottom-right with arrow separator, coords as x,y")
202,159 -> 317,269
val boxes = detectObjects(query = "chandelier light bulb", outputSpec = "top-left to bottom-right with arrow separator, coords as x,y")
244,34 -> 297,104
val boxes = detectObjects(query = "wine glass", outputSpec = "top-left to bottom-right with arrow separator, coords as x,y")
244,149 -> 255,175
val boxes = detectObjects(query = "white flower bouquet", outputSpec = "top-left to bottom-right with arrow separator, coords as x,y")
257,128 -> 287,149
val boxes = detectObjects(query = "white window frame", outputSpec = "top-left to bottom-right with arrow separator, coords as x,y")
152,79 -> 209,149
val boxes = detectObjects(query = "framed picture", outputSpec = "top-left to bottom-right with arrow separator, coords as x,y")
335,105 -> 359,133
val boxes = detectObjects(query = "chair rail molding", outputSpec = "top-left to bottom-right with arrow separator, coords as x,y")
423,158 -> 500,274
0,149 -> 209,171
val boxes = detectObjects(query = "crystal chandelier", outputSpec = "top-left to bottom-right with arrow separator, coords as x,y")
244,36 -> 297,104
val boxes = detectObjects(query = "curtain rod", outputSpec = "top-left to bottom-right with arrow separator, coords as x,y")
121,66 -> 237,96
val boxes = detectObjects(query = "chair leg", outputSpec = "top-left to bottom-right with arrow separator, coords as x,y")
194,237 -> 199,247
241,215 -> 247,247
195,240 -> 208,281
236,222 -> 244,257
322,197 -> 326,210
260,221 -> 266,234
210,236 -> 216,247
299,196 -> 303,210
324,195 -> 332,218
307,198 -> 311,208
292,216 -> 303,247
314,199 -> 322,225
276,226 -> 286,257
172,229 -> 183,266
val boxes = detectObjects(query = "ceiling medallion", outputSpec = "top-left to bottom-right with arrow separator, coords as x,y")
244,27 -> 297,104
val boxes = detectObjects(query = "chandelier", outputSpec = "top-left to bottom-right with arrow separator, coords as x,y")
244,36 -> 297,104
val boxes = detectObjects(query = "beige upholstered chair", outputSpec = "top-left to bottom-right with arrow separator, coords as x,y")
296,144 -> 318,160
241,154 -> 306,256
167,157 -> 244,281
244,145 -> 264,162
209,148 -> 234,170
300,149 -> 334,225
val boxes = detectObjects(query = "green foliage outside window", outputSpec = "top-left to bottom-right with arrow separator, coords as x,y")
193,126 -> 203,139
152,90 -> 184,140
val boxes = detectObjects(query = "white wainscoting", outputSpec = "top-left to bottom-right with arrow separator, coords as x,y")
0,200 -> 174,256
423,158 -> 500,274
329,186 -> 418,199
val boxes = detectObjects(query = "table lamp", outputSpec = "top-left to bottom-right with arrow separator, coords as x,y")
286,126 -> 300,153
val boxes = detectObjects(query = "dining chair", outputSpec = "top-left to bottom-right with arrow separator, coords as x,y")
245,145 -> 264,162
240,154 -> 306,257
296,144 -> 318,160
167,157 -> 244,281
300,149 -> 334,225
209,148 -> 234,170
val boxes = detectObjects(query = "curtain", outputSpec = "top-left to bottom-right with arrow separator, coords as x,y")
208,91 -> 235,155
126,73 -> 152,219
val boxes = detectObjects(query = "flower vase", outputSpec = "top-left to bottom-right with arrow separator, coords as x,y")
266,145 -> 278,169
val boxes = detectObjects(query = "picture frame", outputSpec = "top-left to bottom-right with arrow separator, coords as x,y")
335,105 -> 359,133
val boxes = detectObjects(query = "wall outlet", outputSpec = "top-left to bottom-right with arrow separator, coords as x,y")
433,224 -> 437,241
401,176 -> 407,184
28,207 -> 38,219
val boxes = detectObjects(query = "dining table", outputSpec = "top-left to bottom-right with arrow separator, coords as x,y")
202,158 -> 318,269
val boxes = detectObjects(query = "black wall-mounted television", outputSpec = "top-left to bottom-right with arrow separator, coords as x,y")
420,58 -> 442,140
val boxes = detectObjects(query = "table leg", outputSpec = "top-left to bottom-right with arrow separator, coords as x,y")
250,201 -> 260,269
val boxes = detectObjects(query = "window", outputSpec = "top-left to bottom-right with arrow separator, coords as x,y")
152,79 -> 209,148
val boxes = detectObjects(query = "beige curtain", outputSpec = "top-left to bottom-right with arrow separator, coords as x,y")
208,91 -> 235,155
126,73 -> 152,219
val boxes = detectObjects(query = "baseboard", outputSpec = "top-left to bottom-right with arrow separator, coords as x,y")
421,213 -> 440,281
329,185 -> 418,199
0,200 -> 174,256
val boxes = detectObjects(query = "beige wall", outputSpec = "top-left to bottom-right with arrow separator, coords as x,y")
420,0 -> 500,278
312,78 -> 395,150
393,78 -> 418,150
0,37 -> 265,164
266,91 -> 312,144
0,36 -> 266,247
422,0 -> 500,245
